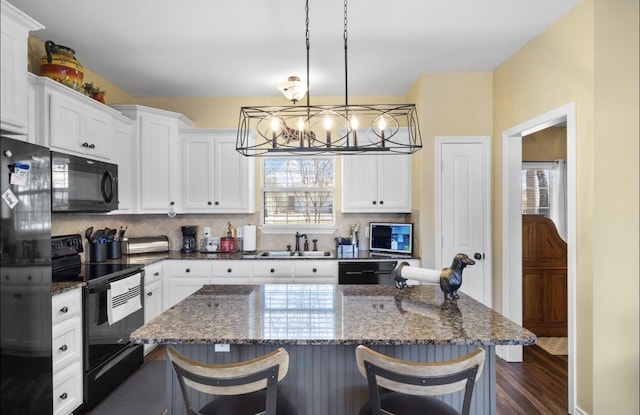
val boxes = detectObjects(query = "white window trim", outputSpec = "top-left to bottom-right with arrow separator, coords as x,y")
260,156 -> 337,235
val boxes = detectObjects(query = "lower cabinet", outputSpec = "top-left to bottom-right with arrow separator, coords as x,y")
293,261 -> 338,284
52,288 -> 83,415
143,278 -> 163,355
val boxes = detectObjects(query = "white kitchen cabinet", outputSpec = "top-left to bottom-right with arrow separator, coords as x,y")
163,261 -> 210,309
112,105 -> 192,214
341,129 -> 412,213
30,76 -> 120,160
210,260 -> 252,285
110,115 -> 136,213
293,260 -> 338,284
52,287 -> 83,415
180,129 -> 255,213
143,262 -> 163,356
251,260 -> 294,284
0,1 -> 42,135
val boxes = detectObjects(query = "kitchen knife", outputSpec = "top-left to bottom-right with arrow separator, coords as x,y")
85,226 -> 94,241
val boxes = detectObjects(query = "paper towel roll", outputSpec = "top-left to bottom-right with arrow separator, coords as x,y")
242,225 -> 256,252
399,265 -> 441,285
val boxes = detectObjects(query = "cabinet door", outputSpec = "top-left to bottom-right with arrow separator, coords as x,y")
181,133 -> 215,210
293,261 -> 337,284
144,280 -> 163,323
0,4 -> 41,134
213,134 -> 253,212
341,153 -> 379,212
48,93 -> 112,159
376,153 -> 412,212
49,93 -> 83,154
139,115 -> 177,211
84,108 -> 112,159
111,117 -> 136,212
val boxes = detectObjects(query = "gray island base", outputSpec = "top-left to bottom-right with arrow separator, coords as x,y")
131,284 -> 536,415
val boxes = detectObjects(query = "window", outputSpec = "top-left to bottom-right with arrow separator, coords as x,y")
521,162 -> 555,216
262,157 -> 334,227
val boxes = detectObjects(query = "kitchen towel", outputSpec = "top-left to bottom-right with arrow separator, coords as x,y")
107,273 -> 142,325
243,225 -> 257,252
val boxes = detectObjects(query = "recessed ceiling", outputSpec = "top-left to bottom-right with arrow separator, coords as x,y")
13,0 -> 580,98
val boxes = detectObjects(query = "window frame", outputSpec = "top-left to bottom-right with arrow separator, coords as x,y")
260,156 -> 337,234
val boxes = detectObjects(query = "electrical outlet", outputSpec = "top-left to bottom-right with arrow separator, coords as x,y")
204,226 -> 211,237
214,343 -> 230,352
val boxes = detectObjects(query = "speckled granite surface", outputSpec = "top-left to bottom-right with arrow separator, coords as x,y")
131,284 -> 536,347
52,280 -> 84,296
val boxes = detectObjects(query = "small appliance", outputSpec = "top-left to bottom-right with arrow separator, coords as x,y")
50,151 -> 118,212
181,226 -> 197,253
369,222 -> 413,255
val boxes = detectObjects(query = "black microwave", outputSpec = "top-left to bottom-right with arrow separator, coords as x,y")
51,151 -> 118,212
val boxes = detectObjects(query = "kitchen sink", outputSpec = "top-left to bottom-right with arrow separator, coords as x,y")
259,251 -> 295,257
259,250 -> 334,258
294,251 -> 334,257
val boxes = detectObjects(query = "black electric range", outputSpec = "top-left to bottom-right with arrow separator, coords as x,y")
52,234 -> 143,287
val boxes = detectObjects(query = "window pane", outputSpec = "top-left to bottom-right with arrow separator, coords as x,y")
521,168 -> 553,216
263,158 -> 334,225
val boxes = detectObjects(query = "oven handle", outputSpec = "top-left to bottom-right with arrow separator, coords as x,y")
87,272 -> 144,294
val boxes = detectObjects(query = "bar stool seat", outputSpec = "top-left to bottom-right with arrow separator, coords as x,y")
355,345 -> 485,415
167,346 -> 297,415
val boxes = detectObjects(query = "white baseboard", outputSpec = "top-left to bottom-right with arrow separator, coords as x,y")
573,405 -> 589,415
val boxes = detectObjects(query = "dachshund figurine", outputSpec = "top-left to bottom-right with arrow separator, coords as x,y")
279,117 -> 316,146
440,253 -> 476,300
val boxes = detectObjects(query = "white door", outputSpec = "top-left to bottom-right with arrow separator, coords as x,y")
436,137 -> 491,306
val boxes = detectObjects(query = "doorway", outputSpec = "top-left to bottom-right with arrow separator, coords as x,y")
501,102 -> 576,413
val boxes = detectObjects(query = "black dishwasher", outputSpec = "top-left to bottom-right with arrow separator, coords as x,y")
338,261 -> 397,285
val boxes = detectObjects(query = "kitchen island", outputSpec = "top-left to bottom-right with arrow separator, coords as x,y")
131,284 -> 535,415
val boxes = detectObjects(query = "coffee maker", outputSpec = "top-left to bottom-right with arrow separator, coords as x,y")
181,226 -> 197,253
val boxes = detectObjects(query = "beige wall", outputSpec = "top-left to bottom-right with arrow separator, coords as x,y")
522,127 -> 567,161
494,0 -> 639,412
592,0 -> 639,413
408,72 -> 493,268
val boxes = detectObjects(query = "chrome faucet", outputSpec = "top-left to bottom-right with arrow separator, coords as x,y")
295,232 -> 308,252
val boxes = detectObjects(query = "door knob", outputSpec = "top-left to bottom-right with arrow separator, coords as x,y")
474,253 -> 482,260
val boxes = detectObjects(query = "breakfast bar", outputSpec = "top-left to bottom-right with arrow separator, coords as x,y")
131,284 -> 536,415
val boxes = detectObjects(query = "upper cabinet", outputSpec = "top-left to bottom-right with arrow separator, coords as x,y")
110,114 -> 136,213
180,129 -> 255,214
0,1 -> 43,135
112,105 -> 192,214
341,128 -> 412,213
30,75 -> 120,160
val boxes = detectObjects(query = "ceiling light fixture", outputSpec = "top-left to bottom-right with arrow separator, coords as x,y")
278,76 -> 306,104
236,0 -> 422,156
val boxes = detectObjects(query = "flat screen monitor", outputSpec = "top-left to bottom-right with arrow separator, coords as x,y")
369,222 -> 413,255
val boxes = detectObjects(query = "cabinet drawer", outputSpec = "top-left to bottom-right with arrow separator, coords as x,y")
144,263 -> 163,283
294,261 -> 338,278
252,261 -> 293,278
52,288 -> 82,326
211,261 -> 252,279
53,361 -> 83,415
52,316 -> 82,372
166,260 -> 210,277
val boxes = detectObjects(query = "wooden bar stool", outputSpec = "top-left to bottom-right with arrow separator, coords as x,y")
167,346 -> 297,415
355,345 -> 485,415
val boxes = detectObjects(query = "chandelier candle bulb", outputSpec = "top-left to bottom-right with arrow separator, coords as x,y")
351,116 -> 358,147
324,116 -> 332,147
271,118 -> 279,148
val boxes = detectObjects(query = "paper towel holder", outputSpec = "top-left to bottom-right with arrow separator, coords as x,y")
241,224 -> 257,254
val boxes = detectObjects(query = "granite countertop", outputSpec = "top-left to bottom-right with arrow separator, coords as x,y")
131,284 -> 536,347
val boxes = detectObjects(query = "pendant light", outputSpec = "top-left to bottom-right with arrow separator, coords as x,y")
236,0 -> 422,156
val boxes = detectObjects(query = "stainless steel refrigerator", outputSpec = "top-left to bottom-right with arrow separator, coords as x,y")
0,135 -> 52,414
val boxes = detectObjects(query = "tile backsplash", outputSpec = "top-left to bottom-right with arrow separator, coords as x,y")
52,212 -> 415,260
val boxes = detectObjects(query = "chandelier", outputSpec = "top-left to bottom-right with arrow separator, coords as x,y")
236,0 -> 422,156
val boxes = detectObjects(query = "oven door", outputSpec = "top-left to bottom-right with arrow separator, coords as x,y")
338,261 -> 397,285
83,272 -> 144,372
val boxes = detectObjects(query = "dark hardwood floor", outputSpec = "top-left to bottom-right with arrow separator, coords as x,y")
497,345 -> 568,415
148,344 -> 568,414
